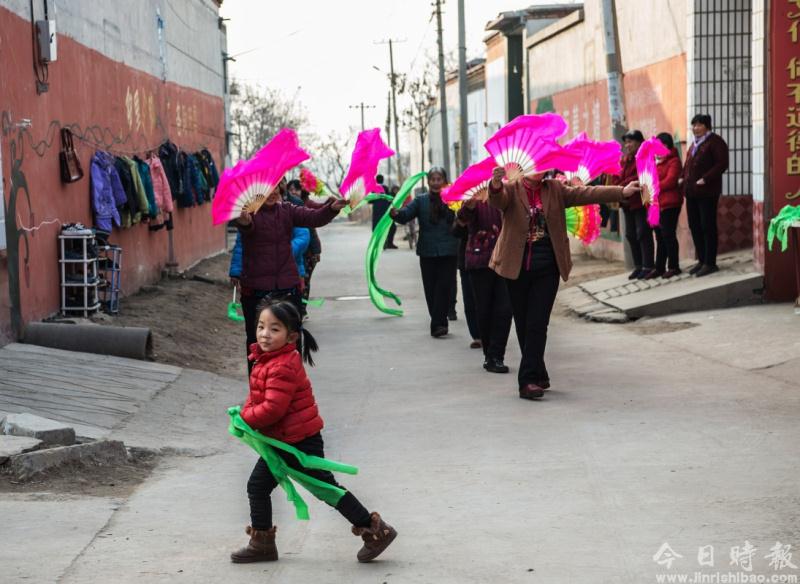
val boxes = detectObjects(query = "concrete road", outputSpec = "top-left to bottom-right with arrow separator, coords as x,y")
8,222 -> 800,584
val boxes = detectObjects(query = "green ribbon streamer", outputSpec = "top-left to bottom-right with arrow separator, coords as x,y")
227,302 -> 245,322
302,297 -> 326,307
366,172 -> 427,316
767,204 -> 800,252
341,193 -> 394,217
227,406 -> 357,520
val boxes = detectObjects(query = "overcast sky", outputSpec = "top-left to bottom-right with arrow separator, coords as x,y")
220,1 -> 574,140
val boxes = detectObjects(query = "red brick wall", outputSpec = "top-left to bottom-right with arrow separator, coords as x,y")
0,7 -> 226,341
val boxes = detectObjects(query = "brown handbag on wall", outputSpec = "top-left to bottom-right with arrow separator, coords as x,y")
59,128 -> 84,183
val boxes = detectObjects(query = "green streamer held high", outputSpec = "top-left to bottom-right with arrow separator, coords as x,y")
366,172 -> 427,316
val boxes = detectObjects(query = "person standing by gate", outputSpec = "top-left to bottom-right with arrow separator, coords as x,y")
680,114 -> 729,277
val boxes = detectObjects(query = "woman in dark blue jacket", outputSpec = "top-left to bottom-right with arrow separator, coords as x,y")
390,167 -> 459,338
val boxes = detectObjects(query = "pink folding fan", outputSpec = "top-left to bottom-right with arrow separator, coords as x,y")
339,129 -> 395,204
441,157 -> 496,206
485,114 -> 579,181
564,132 -> 622,185
635,136 -> 671,226
211,129 -> 310,225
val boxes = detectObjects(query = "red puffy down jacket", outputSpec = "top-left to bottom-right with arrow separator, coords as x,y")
241,343 -> 324,443
657,149 -> 684,210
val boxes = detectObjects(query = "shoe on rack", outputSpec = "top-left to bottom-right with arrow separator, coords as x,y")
662,268 -> 682,278
628,268 -> 643,280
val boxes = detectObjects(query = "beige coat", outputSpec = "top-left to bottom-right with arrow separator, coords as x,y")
488,178 -> 625,281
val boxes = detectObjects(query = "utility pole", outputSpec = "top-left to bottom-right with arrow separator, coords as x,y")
385,91 -> 393,180
600,0 -> 628,142
348,102 -> 375,131
376,38 -> 406,182
434,0 -> 451,175
457,0 -> 469,172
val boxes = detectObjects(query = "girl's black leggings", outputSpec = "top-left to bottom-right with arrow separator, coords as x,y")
246,432 -> 371,530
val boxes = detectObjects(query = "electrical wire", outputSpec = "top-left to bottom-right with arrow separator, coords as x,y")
17,215 -> 61,233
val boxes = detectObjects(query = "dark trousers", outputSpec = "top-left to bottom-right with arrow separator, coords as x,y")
686,195 -> 720,267
242,288 -> 302,363
469,268 -> 512,361
622,207 -> 655,269
655,207 -> 681,272
506,253 -> 560,388
247,432 -> 371,530
459,268 -> 480,340
419,256 -> 458,332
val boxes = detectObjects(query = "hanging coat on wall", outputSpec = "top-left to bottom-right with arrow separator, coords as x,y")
114,156 -> 140,227
187,154 -> 209,204
158,140 -> 184,203
122,156 -> 151,221
176,151 -> 197,208
90,151 -> 125,231
134,156 -> 159,218
146,154 -> 175,215
197,148 -> 220,193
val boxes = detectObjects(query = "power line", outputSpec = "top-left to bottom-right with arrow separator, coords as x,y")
348,103 -> 376,132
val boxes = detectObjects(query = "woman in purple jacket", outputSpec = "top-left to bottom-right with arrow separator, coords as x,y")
234,187 -> 346,363
456,196 -> 513,374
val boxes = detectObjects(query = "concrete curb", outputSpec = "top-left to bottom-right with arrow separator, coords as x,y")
5,440 -> 128,480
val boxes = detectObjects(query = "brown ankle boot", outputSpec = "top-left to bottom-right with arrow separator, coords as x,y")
351,512 -> 397,563
230,525 -> 278,563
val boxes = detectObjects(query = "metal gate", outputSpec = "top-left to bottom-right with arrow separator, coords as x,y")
690,0 -> 752,197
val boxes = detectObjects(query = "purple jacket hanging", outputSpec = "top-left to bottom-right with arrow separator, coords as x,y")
90,151 -> 126,231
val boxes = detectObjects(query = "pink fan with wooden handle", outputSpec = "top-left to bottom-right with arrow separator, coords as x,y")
564,132 -> 622,185
635,136 -> 671,227
484,114 -> 579,181
441,157 -> 496,207
211,129 -> 310,225
339,129 -> 395,205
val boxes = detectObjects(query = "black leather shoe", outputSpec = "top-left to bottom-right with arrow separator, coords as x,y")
431,326 -> 448,338
689,263 -> 703,275
484,358 -> 509,374
628,268 -> 642,280
695,264 -> 719,277
519,383 -> 545,400
448,309 -> 457,321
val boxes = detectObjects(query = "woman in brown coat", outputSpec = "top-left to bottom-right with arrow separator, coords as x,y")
488,167 -> 640,400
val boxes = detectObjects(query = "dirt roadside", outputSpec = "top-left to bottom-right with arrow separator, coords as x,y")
104,250 -> 248,380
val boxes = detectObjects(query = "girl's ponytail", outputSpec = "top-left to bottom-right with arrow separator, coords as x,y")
298,327 -> 319,366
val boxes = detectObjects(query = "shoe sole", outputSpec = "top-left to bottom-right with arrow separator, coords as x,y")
358,528 -> 398,563
519,391 -> 544,400
230,553 -> 278,563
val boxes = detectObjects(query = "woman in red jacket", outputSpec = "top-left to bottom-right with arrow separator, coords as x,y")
646,133 -> 684,279
615,130 -> 655,279
231,300 -> 396,565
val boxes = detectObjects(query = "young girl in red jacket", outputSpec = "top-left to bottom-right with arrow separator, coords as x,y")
231,300 -> 397,564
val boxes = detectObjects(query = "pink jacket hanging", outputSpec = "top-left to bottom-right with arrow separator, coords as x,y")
147,154 -> 175,214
